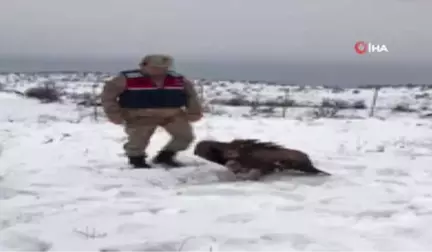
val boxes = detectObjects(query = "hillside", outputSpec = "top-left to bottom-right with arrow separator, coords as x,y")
1,72 -> 432,120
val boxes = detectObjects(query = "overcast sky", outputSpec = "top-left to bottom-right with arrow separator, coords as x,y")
0,0 -> 431,63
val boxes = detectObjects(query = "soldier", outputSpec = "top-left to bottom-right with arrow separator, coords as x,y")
101,54 -> 203,168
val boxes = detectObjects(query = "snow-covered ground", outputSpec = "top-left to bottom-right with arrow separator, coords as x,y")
2,90 -> 432,251
2,72 -> 432,113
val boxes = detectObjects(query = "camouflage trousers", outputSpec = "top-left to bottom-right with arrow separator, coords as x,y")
122,114 -> 195,157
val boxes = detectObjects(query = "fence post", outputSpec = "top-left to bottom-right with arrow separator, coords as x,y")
199,80 -> 205,104
252,92 -> 260,113
282,88 -> 290,118
92,83 -> 98,121
369,87 -> 380,117
197,80 -> 211,113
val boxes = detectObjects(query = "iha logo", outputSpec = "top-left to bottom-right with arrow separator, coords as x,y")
354,41 -> 389,55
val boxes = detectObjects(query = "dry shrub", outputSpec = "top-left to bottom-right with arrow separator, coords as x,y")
25,86 -> 61,103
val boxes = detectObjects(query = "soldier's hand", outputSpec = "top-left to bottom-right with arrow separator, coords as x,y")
108,116 -> 124,125
187,113 -> 203,122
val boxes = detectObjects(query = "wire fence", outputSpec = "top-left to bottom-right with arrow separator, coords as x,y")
2,73 -> 431,121
75,84 -> 432,122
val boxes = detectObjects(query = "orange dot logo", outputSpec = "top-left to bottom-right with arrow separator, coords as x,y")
354,41 -> 367,55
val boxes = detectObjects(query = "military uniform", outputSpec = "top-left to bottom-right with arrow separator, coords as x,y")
101,54 -> 203,168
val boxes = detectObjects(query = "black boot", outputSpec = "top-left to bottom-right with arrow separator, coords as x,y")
152,150 -> 184,168
128,155 -> 151,169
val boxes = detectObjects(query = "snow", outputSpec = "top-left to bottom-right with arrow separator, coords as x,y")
2,72 -> 432,113
2,87 -> 432,250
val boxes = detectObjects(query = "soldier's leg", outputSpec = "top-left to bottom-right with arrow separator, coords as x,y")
123,118 -> 157,167
162,116 -> 195,151
153,115 -> 195,167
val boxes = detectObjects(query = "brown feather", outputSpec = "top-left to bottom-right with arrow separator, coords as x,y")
193,138 -> 330,179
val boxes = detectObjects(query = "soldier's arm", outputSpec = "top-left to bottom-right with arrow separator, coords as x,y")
101,74 -> 126,122
183,78 -> 203,115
